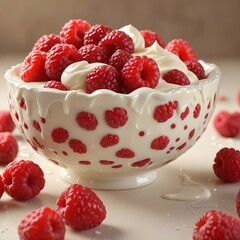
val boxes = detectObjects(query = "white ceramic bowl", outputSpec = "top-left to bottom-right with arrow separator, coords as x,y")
5,62 -> 220,190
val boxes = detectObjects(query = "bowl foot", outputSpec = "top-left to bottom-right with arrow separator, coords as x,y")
60,169 -> 157,190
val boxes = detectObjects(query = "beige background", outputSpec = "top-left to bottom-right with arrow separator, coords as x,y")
0,0 -> 240,59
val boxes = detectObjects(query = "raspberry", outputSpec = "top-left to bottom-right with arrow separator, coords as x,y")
193,210 -> 240,240
51,128 -> 69,143
237,190 -> 240,218
213,147 -> 240,183
56,184 -> 106,230
20,50 -> 50,82
60,19 -> 91,49
0,110 -> 15,132
213,111 -> 240,138
44,80 -> 67,90
165,39 -> 197,62
98,30 -> 134,58
76,111 -> 98,131
2,159 -> 45,200
121,55 -> 160,93
84,24 -> 112,45
163,69 -> 190,86
0,132 -> 18,163
105,107 -> 128,128
185,60 -> 205,80
78,44 -> 108,63
0,175 -> 4,199
18,206 -> 65,240
109,49 -> 133,71
86,65 -> 122,93
45,43 -> 81,80
140,30 -> 165,48
100,134 -> 119,147
69,139 -> 87,154
153,101 -> 178,123
33,34 -> 61,52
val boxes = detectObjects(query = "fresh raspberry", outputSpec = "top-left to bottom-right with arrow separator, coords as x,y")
105,107 -> 128,128
151,135 -> 170,150
33,34 -> 61,52
18,206 -> 65,240
60,19 -> 91,49
153,101 -> 178,123
140,30 -> 165,48
237,190 -> 240,218
165,39 -> 197,62
56,184 -> 106,230
213,111 -> 240,138
213,147 -> 240,183
0,175 -> 4,199
121,55 -> 160,93
163,69 -> 190,85
84,24 -> 112,45
0,132 -> 18,163
115,148 -> 135,158
78,44 -> 108,63
185,60 -> 205,80
100,134 -> 119,147
98,30 -> 134,58
193,210 -> 240,240
86,65 -> 122,93
45,43 -> 81,80
69,139 -> 87,154
2,159 -> 45,200
51,128 -> 69,143
44,80 -> 67,90
109,49 -> 133,71
20,50 -> 50,82
76,111 -> 98,131
0,110 -> 15,132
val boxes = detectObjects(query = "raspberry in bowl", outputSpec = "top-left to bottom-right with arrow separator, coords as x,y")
5,19 -> 221,190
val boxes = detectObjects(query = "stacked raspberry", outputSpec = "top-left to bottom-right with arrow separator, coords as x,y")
20,19 -> 205,93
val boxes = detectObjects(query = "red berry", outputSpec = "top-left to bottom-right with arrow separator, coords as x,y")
165,39 -> 197,62
78,44 -> 108,63
18,206 -> 65,240
51,128 -> 69,143
76,111 -> 98,131
109,49 -> 133,71
140,30 -> 165,48
0,175 -> 4,199
56,184 -> 106,230
0,132 -> 18,163
213,111 -> 240,138
99,30 -> 134,58
105,107 -> 128,128
45,43 -> 81,80
84,24 -> 112,45
185,60 -> 205,80
121,55 -> 160,93
237,190 -> 240,218
44,80 -> 67,90
86,65 -> 122,93
213,147 -> 240,183
33,34 -> 61,52
60,19 -> 91,49
2,160 -> 45,200
193,210 -> 240,240
20,50 -> 50,82
0,110 -> 15,132
163,69 -> 190,86
100,134 -> 119,147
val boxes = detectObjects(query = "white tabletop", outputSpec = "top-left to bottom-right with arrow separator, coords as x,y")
0,56 -> 239,240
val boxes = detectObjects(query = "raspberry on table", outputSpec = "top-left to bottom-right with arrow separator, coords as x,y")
98,30 -> 134,58
140,30 -> 165,48
44,80 -> 67,91
56,184 -> 106,230
193,210 -> 240,240
33,34 -> 61,52
185,60 -> 205,80
0,175 -> 4,199
163,69 -> 191,85
165,39 -> 197,62
20,50 -> 50,82
0,132 -> 18,163
2,159 -> 45,200
213,111 -> 240,138
0,110 -> 15,132
109,49 -> 133,71
213,147 -> 240,183
60,19 -> 91,49
104,107 -> 128,128
84,24 -> 112,45
18,206 -> 65,240
86,65 -> 122,93
78,44 -> 108,63
45,43 -> 82,80
121,55 -> 160,93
